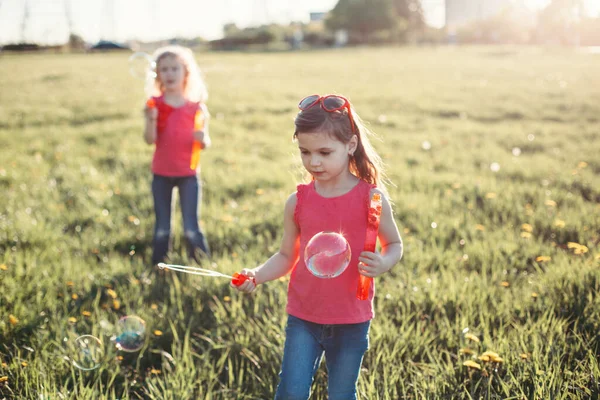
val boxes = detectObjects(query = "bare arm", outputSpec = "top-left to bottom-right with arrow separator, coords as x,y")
144,106 -> 157,144
232,193 -> 300,292
358,188 -> 403,277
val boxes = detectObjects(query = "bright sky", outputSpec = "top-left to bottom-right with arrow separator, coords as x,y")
0,0 -> 598,45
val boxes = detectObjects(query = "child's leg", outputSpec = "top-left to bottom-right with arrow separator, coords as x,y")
275,315 -> 324,400
151,175 -> 174,265
178,175 -> 210,259
323,321 -> 370,400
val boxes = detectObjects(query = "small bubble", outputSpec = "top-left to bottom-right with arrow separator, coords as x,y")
431,222 -> 437,229
512,147 -> 521,156
490,162 -> 500,172
527,134 -> 535,141
459,239 -> 466,246
421,141 -> 431,151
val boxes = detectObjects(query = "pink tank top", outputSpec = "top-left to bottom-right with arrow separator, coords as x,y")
288,179 -> 376,324
151,95 -> 200,177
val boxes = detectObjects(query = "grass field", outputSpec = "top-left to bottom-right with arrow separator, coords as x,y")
0,46 -> 599,399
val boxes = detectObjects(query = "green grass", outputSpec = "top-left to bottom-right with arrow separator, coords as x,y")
0,46 -> 599,399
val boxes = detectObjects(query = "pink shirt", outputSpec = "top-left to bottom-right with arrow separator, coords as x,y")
288,179 -> 376,324
151,95 -> 201,177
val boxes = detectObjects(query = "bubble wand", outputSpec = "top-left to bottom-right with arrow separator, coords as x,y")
357,193 -> 382,300
190,109 -> 204,170
157,263 -> 254,286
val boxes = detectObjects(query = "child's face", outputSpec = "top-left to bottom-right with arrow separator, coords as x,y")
297,131 -> 356,182
157,55 -> 186,93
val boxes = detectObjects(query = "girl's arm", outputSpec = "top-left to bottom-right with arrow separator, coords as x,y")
193,103 -> 211,149
358,188 -> 403,277
144,106 -> 157,144
232,193 -> 300,292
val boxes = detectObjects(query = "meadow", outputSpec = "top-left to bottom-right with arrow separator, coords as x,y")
0,46 -> 599,399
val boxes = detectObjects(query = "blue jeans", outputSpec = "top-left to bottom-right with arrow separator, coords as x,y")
274,315 -> 370,400
151,174 -> 210,264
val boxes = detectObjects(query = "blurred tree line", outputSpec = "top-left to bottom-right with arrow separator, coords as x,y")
211,0 -> 599,49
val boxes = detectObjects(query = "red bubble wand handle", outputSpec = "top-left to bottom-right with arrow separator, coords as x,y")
357,193 -> 382,300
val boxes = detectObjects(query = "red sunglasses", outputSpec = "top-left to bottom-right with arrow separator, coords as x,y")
298,94 -> 356,133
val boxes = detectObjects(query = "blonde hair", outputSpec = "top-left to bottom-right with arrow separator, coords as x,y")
293,97 -> 391,199
147,45 -> 208,103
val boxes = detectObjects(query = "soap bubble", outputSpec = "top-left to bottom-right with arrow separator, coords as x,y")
71,335 -> 104,371
304,232 -> 351,279
115,316 -> 146,352
128,52 -> 155,80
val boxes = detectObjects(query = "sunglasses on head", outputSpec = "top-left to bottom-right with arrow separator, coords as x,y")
298,94 -> 356,133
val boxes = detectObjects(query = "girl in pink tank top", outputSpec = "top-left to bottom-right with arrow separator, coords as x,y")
142,46 -> 211,264
232,94 -> 403,399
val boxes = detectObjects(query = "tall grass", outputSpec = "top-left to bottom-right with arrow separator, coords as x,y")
0,46 -> 598,399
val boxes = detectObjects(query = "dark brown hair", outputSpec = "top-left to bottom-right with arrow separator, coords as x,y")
293,99 -> 389,197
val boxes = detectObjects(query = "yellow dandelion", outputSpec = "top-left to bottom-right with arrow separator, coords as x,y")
577,161 -> 588,169
66,281 -> 74,287
478,355 -> 490,362
21,361 -> 27,367
501,281 -> 510,287
521,223 -> 533,232
221,214 -> 234,222
117,355 -> 123,361
481,351 -> 500,359
567,242 -> 589,255
150,304 -> 158,310
475,224 -> 485,231
68,317 -> 77,324
8,315 -> 19,326
106,289 -> 118,299
0,376 -> 7,383
459,348 -> 475,355
452,182 -> 461,189
0,264 -> 7,271
463,360 -> 481,370
554,219 -> 565,228
545,199 -> 557,207
127,215 -> 137,222
150,368 -> 161,375
520,353 -> 529,359
485,192 -> 497,199
223,296 -> 231,302
403,228 -> 410,234
521,232 -> 532,239
531,292 -> 539,298
1,363 -> 6,368
465,333 -> 480,343
112,300 -> 120,310
154,330 -> 163,336
71,293 -> 78,300
255,188 -> 264,195
82,311 -> 92,317
491,356 -> 504,363
535,256 -> 551,262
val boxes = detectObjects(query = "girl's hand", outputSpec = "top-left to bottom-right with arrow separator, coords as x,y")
144,105 -> 158,121
230,268 -> 258,293
358,251 -> 389,277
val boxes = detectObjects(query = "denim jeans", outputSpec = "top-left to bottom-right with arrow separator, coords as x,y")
151,174 -> 210,264
274,315 -> 370,400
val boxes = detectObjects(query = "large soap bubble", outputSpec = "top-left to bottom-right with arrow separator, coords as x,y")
304,232 -> 351,279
